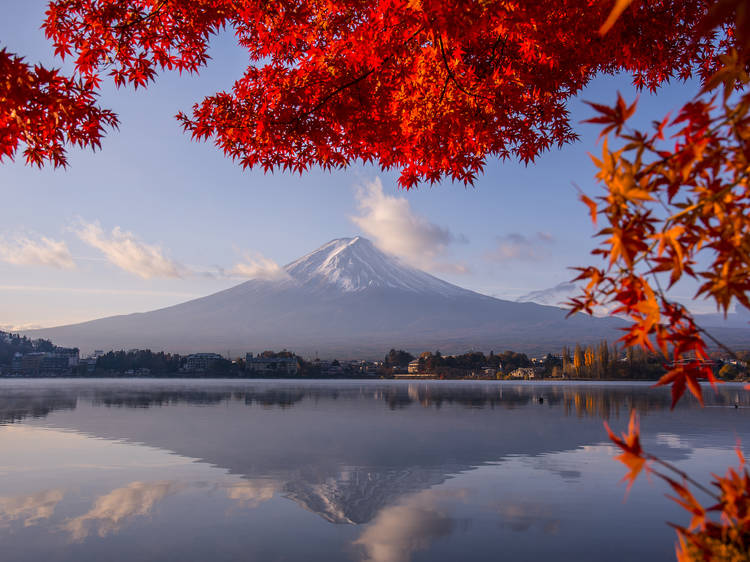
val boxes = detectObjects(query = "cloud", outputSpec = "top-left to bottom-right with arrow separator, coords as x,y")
494,501 -> 561,535
485,232 -> 555,262
351,178 -> 468,274
0,323 -> 45,332
0,235 -> 75,269
0,285 -> 199,297
228,253 -> 291,281
353,489 -> 465,562
74,221 -> 184,279
62,480 -> 184,541
0,489 -> 65,527
223,480 -> 278,508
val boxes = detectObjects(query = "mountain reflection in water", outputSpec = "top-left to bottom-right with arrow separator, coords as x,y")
0,380 -> 747,562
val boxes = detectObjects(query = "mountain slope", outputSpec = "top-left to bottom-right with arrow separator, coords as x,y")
28,237 -> 628,357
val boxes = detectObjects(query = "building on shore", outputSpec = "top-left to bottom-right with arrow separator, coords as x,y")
507,367 -> 536,380
184,353 -> 224,372
10,349 -> 79,376
245,354 -> 299,376
407,359 -> 420,374
394,372 -> 434,379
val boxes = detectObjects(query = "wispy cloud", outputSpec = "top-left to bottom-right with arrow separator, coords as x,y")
0,235 -> 75,270
227,253 -> 291,281
223,480 -> 278,508
351,178 -> 468,274
74,221 -> 184,279
486,232 -> 555,262
0,285 -> 199,297
62,481 -> 184,541
0,323 -> 45,332
0,489 -> 65,527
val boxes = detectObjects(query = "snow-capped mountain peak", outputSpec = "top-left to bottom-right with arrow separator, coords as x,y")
283,237 -> 468,296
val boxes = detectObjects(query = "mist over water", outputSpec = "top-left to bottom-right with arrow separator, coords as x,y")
0,380 -> 747,562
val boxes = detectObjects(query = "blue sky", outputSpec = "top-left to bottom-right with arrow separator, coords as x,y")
0,1 -> 708,329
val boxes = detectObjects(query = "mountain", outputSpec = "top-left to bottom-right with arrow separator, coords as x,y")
516,282 -> 578,309
28,236 -> 631,357
517,280 -> 750,350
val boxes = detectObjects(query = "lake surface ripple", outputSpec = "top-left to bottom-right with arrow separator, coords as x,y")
0,379 -> 747,561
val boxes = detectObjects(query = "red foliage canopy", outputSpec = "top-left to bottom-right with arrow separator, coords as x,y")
1,0 -> 731,183
0,48 -> 117,167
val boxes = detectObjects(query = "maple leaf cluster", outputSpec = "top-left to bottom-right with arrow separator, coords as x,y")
607,412 -> 750,561
569,50 -> 750,408
34,0 -> 728,187
0,48 -> 117,167
582,6 -> 750,558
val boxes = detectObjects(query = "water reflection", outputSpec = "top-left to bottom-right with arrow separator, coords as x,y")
354,489 -> 466,562
495,501 -> 561,534
0,380 -> 746,562
63,481 -> 186,541
1,381 -> 748,424
0,489 -> 65,527
223,480 -> 278,508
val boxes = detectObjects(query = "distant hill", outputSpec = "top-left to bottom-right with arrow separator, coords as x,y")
27,237 -> 646,358
517,281 -> 750,352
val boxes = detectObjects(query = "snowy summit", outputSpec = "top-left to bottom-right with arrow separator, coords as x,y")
284,237 -> 468,296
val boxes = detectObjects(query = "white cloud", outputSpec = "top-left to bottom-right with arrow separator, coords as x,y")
228,253 -> 291,281
0,323 -> 45,332
0,235 -> 75,270
486,232 -> 555,262
351,178 -> 468,274
0,489 -> 65,527
353,489 -> 465,562
62,481 -> 184,541
74,221 -> 183,279
223,480 -> 278,508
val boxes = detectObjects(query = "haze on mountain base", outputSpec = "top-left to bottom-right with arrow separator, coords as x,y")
23,237 -> 648,358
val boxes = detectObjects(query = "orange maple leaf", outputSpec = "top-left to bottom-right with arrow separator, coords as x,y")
605,409 -> 648,491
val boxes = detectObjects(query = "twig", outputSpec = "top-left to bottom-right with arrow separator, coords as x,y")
648,456 -> 720,501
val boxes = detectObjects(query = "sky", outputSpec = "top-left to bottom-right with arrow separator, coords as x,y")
0,1 -> 712,330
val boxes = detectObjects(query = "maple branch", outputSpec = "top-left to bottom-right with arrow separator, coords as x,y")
439,76 -> 450,103
649,458 -> 720,501
95,0 -> 172,77
294,67 -> 379,123
115,0 -> 169,33
696,326 -> 741,360
643,256 -> 741,361
288,25 -> 426,124
489,34 -> 507,65
436,34 -> 493,103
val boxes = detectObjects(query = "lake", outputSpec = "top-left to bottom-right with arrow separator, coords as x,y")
0,379 -> 747,562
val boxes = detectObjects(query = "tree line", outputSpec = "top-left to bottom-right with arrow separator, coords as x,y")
0,331 -> 76,365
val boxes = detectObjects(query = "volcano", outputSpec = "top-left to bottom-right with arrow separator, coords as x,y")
28,237 -> 626,357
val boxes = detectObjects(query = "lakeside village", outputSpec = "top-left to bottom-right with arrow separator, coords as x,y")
1,330 -> 749,381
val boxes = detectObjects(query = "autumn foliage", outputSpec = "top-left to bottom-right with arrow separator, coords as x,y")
0,48 -> 117,167
570,55 -> 750,407
2,1 -> 750,559
566,0 -> 750,406
0,0 -> 732,183
607,411 -> 750,560
578,2 -> 750,559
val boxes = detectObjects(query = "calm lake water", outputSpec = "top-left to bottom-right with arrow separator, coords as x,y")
0,379 -> 748,562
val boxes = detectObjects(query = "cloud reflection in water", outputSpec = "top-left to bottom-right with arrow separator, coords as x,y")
0,489 -> 65,527
354,489 -> 466,562
62,481 -> 185,541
